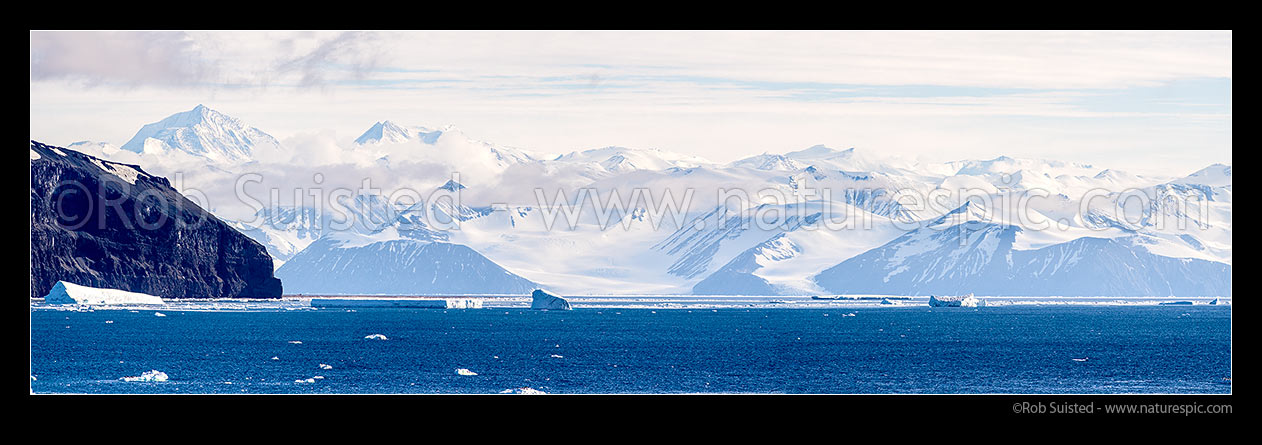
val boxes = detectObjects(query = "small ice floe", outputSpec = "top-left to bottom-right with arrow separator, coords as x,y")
313,376 -> 325,380
499,387 -> 546,395
30,375 -> 36,381
1071,357 -> 1089,362
121,370 -> 169,382
105,320 -> 113,324
364,334 -> 388,340
288,340 -> 303,344
294,378 -> 316,384
271,356 -> 280,361
318,363 -> 333,370
550,354 -> 564,359
154,312 -> 166,317
456,368 -> 478,376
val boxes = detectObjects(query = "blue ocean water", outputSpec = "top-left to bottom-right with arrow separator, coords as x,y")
30,306 -> 1231,394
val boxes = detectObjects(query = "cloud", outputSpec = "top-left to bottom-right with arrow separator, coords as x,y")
274,31 -> 387,88
30,31 -> 216,87
29,31 -> 1232,176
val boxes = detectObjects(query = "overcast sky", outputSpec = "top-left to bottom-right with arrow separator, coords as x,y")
29,30 -> 1231,176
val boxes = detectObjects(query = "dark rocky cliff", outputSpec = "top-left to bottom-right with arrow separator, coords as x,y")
29,141 -> 282,299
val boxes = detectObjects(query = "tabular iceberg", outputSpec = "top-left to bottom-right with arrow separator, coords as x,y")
44,281 -> 165,305
530,289 -> 572,310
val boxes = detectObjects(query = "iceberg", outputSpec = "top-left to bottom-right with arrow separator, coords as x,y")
44,281 -> 164,306
364,334 -> 389,340
928,294 -> 984,308
500,387 -> 546,394
121,370 -> 169,382
530,289 -> 572,311
456,368 -> 478,376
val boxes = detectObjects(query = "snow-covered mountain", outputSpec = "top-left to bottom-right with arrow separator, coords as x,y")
53,106 -> 1231,297
275,227 -> 538,295
66,140 -> 122,157
1174,163 -> 1232,188
120,104 -> 280,163
553,146 -> 715,174
810,201 -> 1231,297
354,120 -> 444,145
352,120 -> 538,173
273,203 -> 538,295
242,147 -> 1235,296
227,193 -> 403,269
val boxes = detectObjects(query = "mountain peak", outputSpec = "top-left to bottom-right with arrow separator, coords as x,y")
785,145 -> 851,159
931,200 -> 992,226
119,105 -> 278,163
355,121 -> 445,145
729,153 -> 802,171
438,179 -> 466,192
1174,163 -> 1232,187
